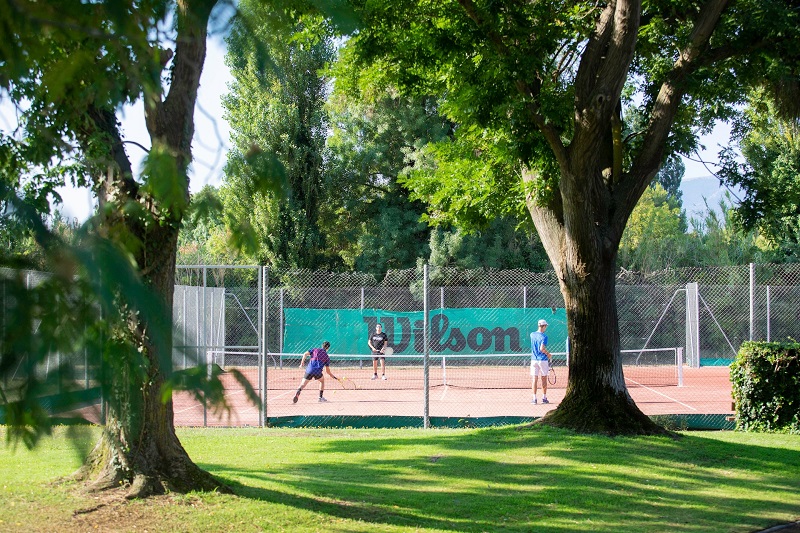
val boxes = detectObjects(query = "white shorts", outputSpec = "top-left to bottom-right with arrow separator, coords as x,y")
530,360 -> 549,376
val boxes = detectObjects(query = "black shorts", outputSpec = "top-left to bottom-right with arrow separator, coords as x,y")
372,351 -> 385,361
304,372 -> 323,380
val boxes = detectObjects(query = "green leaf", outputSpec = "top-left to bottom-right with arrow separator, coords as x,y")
141,145 -> 187,217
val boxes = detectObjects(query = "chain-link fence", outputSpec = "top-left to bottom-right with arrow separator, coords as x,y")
0,267 -> 98,395
167,263 -> 800,429
173,265 -> 264,426
4,263 -> 800,429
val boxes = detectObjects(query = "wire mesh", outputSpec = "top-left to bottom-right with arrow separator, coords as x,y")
6,263 -> 800,429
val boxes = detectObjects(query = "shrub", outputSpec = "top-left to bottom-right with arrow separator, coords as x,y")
730,341 -> 800,433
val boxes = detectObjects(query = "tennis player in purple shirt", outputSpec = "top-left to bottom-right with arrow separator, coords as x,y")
293,341 -> 338,403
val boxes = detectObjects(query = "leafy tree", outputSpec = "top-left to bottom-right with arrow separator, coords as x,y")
684,193 -> 765,266
223,1 -> 334,270
617,186 -> 774,271
349,205 -> 431,274
426,219 -> 550,271
655,155 -> 685,206
721,89 -> 800,249
324,78 -> 453,274
326,69 -> 547,274
348,0 -> 800,433
618,183 -> 686,271
177,185 -> 246,265
0,133 -> 86,269
1,0 -> 257,497
4,0 -> 356,495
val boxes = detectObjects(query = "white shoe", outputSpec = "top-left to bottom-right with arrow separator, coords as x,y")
318,397 -> 328,402
381,375 -> 387,380
371,374 -> 378,380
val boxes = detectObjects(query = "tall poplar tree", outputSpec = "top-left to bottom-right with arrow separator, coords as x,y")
223,1 -> 335,269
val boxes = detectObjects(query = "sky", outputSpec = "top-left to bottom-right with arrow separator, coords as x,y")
51,33 -> 233,223
6,30 -> 733,224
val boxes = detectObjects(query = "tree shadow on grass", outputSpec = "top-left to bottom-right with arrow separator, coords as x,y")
198,427 -> 800,533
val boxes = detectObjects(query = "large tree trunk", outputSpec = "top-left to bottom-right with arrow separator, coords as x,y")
514,0 -> 681,435
541,244 -> 662,434
74,0 -> 227,497
76,224 -> 228,497
523,163 -> 666,435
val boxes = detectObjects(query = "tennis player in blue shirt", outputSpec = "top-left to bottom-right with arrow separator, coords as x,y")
530,319 -> 553,404
293,341 -> 338,403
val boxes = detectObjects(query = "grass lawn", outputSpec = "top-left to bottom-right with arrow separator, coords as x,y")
0,425 -> 799,532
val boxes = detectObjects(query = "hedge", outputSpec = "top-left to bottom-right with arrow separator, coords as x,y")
730,341 -> 800,433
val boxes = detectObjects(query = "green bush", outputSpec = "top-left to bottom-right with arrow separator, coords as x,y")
730,341 -> 800,433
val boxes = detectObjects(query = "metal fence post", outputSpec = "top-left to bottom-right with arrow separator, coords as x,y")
279,287 -> 285,367
202,265 -> 208,427
749,263 -> 755,341
766,285 -> 771,342
685,282 -> 700,367
423,264 -> 430,429
258,266 -> 265,427
182,286 -> 187,370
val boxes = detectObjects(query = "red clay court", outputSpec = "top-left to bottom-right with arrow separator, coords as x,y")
162,362 -> 733,427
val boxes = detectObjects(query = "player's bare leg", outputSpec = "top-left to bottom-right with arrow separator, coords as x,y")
318,376 -> 327,402
541,375 -> 549,404
293,378 -> 310,403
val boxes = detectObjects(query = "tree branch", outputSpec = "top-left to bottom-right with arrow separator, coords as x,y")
456,0 -> 568,167
572,0 -> 641,164
574,1 -> 617,105
620,0 -> 730,231
146,0 -> 217,172
84,106 -> 139,200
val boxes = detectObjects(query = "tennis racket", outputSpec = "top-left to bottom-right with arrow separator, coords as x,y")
337,376 -> 358,390
382,346 -> 394,356
548,366 -> 557,385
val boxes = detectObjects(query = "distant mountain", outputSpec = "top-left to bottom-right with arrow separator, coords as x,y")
679,175 -> 743,218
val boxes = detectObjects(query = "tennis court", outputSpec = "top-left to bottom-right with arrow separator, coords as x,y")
164,350 -> 734,427
44,348 -> 733,428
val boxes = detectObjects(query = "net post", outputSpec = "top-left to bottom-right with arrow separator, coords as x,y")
423,264 -> 430,429
677,347 -> 684,387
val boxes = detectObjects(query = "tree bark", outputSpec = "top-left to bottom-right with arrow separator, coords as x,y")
76,222 -> 228,497
512,0 -> 730,435
74,0 -> 229,497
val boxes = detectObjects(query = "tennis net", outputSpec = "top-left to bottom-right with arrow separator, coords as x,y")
262,347 -> 683,391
